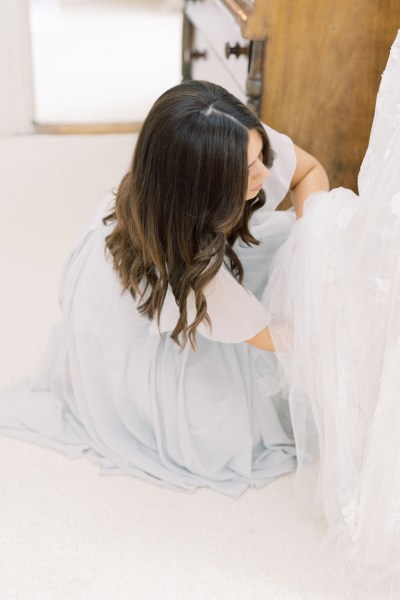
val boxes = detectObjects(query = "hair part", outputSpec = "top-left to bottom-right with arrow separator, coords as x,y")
104,80 -> 273,349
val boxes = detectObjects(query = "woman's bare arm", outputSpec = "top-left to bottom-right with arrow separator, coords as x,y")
246,326 -> 275,351
290,145 -> 329,218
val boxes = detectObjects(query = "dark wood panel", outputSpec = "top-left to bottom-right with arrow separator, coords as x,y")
259,0 -> 400,192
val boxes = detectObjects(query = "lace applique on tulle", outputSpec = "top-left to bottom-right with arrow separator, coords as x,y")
342,499 -> 360,534
336,204 -> 358,229
391,192 -> 400,217
368,276 -> 392,293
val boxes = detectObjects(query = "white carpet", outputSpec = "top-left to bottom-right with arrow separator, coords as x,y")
0,134 -> 348,599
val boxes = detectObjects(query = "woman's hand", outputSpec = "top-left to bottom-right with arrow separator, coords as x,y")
245,326 -> 275,351
290,146 -> 329,218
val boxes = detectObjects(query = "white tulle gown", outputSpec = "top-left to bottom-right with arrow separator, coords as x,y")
263,30 -> 400,600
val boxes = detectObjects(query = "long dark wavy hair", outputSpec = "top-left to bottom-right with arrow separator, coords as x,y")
104,80 -> 274,348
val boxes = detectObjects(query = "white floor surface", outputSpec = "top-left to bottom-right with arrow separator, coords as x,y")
0,133 -> 349,600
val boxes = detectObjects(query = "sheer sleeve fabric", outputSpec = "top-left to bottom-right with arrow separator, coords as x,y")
249,124 -> 297,227
149,265 -> 271,343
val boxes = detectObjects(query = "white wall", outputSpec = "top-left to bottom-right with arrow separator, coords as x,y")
0,0 -> 35,135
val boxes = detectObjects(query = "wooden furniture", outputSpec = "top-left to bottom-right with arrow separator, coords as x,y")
183,0 -> 400,196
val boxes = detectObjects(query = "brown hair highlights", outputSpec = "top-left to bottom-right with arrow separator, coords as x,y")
104,80 -> 273,348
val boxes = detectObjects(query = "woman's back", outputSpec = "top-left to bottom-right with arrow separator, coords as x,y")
0,110 -> 299,496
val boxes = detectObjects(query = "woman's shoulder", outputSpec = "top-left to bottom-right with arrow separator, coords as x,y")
252,123 -> 297,222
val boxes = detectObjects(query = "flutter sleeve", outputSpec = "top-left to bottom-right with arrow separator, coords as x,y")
250,124 -> 297,226
149,265 -> 271,344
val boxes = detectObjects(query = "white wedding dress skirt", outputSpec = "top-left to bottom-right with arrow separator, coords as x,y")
263,31 -> 400,599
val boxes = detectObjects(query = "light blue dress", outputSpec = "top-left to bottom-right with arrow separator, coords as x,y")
0,125 -> 297,496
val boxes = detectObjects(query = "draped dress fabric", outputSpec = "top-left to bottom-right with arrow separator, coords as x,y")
263,31 -> 400,599
0,125 -> 298,497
